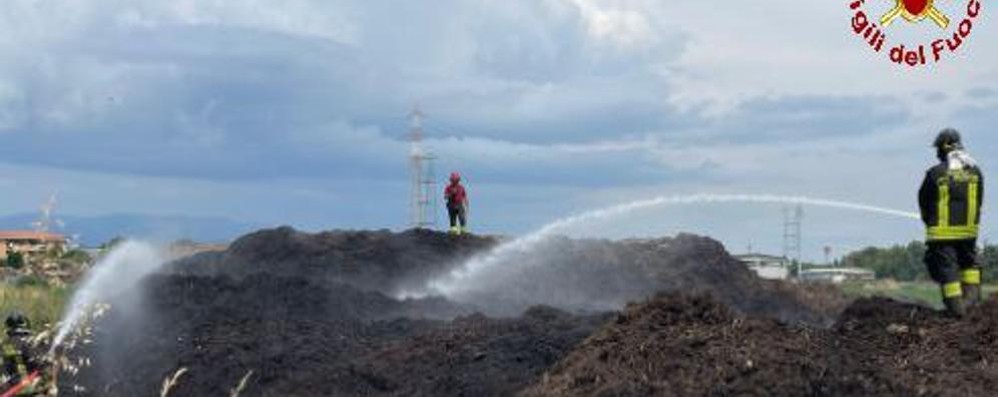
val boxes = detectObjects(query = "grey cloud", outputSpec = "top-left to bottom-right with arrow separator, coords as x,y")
682,95 -> 910,145
0,0 -> 695,183
965,87 -> 997,100
0,0 -> 992,262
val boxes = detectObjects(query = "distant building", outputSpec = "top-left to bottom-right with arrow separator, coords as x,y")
800,267 -> 875,283
0,231 -> 68,261
734,253 -> 789,280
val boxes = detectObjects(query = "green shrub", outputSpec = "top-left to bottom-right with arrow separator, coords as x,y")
6,251 -> 24,270
840,242 -> 927,281
14,275 -> 49,288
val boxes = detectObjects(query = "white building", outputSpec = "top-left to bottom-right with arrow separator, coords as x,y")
800,267 -> 876,283
0,231 -> 67,261
734,253 -> 789,280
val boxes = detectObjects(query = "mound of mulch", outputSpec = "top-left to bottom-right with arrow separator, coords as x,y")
58,227 -> 862,396
172,227 -> 498,295
59,272 -> 608,397
351,306 -> 612,397
523,293 -> 998,397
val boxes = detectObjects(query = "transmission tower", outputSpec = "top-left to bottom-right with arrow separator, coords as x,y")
32,193 -> 64,233
408,107 -> 437,229
783,204 -> 803,279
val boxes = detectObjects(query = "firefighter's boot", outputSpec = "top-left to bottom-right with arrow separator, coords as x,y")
942,282 -> 966,319
963,284 -> 982,308
961,269 -> 983,308
943,297 -> 966,318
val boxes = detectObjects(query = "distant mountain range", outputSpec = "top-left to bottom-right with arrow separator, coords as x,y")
0,213 -> 260,247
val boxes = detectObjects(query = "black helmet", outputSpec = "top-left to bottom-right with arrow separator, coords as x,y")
933,128 -> 962,151
5,312 -> 29,333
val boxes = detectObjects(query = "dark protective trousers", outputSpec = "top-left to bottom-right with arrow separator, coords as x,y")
448,205 -> 466,229
924,239 -> 979,285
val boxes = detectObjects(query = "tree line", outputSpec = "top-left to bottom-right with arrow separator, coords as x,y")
838,241 -> 998,282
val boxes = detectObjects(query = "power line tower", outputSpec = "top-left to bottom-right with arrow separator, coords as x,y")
783,204 -> 803,279
32,193 -> 64,233
408,107 -> 437,229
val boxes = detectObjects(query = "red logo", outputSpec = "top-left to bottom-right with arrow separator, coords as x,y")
849,0 -> 983,67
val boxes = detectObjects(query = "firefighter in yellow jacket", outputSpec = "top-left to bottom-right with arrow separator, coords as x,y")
918,129 -> 984,318
0,312 -> 43,395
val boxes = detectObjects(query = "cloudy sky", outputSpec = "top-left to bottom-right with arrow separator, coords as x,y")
0,0 -> 995,260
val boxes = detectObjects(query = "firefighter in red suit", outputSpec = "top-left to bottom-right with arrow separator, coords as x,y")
444,172 -> 469,235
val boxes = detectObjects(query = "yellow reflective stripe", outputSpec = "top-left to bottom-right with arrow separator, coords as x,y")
937,178 -> 950,228
927,225 -> 979,241
968,180 -> 979,226
2,344 -> 25,376
962,269 -> 982,285
943,282 -> 963,298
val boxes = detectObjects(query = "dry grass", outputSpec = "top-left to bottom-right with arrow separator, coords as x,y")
0,282 -> 70,330
841,281 -> 998,309
160,367 -> 188,397
230,370 -> 254,397
0,280 -> 117,396
49,302 -> 110,395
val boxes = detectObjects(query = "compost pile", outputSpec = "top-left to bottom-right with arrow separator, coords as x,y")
523,294 -> 998,397
56,227 -> 997,396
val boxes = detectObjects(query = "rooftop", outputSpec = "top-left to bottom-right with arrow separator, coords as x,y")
0,231 -> 67,243
801,267 -> 874,275
734,253 -> 786,261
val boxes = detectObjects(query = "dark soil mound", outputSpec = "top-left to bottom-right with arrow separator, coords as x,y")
62,272 -> 606,396
461,234 -> 848,324
173,227 -> 498,295
351,307 -> 612,397
523,294 -> 998,397
58,227 -> 851,396
58,228 -> 601,396
823,297 -> 998,396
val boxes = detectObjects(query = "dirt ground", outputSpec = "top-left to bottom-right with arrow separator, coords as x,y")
523,293 -> 998,397
54,227 -> 996,396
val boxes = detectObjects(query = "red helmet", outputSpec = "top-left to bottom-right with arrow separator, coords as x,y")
449,172 -> 461,183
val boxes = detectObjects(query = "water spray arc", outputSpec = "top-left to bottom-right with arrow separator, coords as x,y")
424,194 -> 920,298
51,241 -> 167,350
